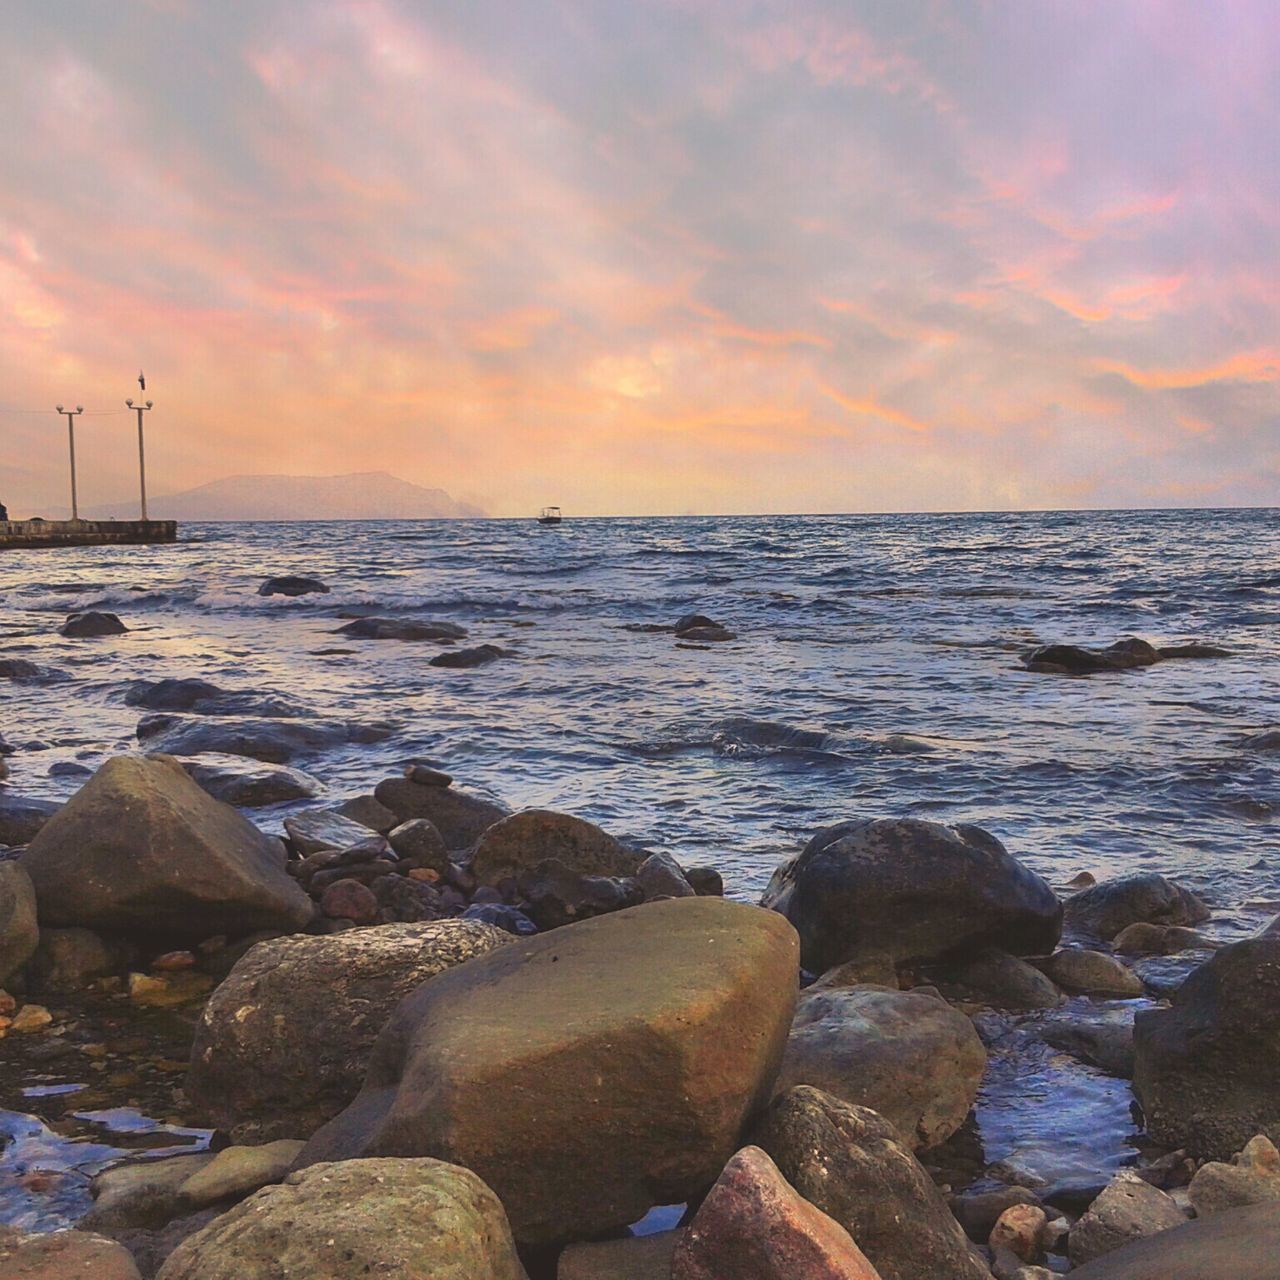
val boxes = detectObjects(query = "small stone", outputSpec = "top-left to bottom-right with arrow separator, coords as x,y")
129,973 -> 170,1001
405,764 -> 453,787
11,1003 -> 52,1033
990,1203 -> 1049,1262
319,878 -> 379,923
407,867 -> 441,883
1041,948 -> 1144,996
178,1140 -> 307,1208
153,951 -> 196,971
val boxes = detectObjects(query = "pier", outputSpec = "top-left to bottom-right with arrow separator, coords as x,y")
0,518 -> 177,550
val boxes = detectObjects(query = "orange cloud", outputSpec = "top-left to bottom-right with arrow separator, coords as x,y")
1098,349 -> 1280,390
820,384 -> 930,433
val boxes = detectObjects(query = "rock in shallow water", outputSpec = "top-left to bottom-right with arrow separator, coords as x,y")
1063,872 -> 1210,943
335,616 -> 467,641
177,753 -> 323,807
257,575 -> 329,597
155,1158 -> 525,1280
186,919 -> 510,1142
137,714 -> 391,764
761,816 -> 1062,972
59,610 -> 128,638
295,898 -> 799,1247
21,755 -> 314,941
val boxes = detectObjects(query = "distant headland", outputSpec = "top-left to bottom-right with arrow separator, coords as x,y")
82,471 -> 485,521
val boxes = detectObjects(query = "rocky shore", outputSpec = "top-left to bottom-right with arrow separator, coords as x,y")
2,738 -> 1278,1280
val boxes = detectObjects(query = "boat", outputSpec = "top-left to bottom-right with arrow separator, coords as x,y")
537,506 -> 563,525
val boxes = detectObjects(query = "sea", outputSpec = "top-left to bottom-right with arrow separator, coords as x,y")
2,507 -> 1279,1229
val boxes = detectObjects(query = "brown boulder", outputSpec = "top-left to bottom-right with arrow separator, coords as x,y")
470,809 -> 642,885
373,775 -> 508,849
0,1227 -> 141,1279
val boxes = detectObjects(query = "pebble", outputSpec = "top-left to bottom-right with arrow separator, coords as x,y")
11,1003 -> 52,1033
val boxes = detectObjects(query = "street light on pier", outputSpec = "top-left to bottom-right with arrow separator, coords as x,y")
56,404 -> 84,520
126,397 -> 154,521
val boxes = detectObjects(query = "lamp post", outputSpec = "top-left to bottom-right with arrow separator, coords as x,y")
126,398 -> 153,521
56,404 -> 84,520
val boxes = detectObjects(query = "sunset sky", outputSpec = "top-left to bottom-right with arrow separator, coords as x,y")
1,1 -> 1276,516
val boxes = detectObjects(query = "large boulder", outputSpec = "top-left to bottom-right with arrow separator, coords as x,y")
1064,873 -> 1210,942
671,1145 -> 881,1280
21,756 -> 314,940
374,775 -> 509,849
470,810 -> 641,885
752,1086 -> 989,1280
0,861 -> 38,984
155,1158 -> 525,1280
1133,938 -> 1280,1159
186,920 -> 511,1141
761,817 -> 1061,973
296,898 -> 800,1245
773,982 -> 985,1150
1067,1200 -> 1280,1279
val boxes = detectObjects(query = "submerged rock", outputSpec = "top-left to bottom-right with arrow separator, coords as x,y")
1133,937 -> 1280,1159
470,809 -> 641,885
295,898 -> 799,1246
1034,1001 -> 1138,1078
774,983 -> 986,1150
1023,638 -> 1160,675
761,817 -> 1061,972
155,1158 -> 525,1280
257,575 -> 329,597
186,920 -> 511,1142
127,679 -> 306,719
59,610 -> 128,638
21,755 -> 314,940
335,616 -> 467,642
752,1086 -> 989,1280
137,713 -> 391,763
1064,872 -> 1210,942
429,643 -> 506,668
671,1145 -> 881,1280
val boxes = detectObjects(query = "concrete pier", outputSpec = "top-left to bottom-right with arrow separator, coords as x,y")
0,518 -> 178,550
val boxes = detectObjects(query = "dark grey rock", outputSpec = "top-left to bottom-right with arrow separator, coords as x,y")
60,611 -> 128,638
1064,873 -> 1211,942
257,576 -> 330,597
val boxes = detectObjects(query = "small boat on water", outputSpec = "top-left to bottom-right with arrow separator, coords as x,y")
537,506 -> 563,525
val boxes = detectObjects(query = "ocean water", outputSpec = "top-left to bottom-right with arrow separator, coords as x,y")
3,508 -> 1278,927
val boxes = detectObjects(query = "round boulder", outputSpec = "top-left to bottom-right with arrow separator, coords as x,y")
761,817 -> 1062,972
295,897 -> 800,1246
1064,873 -> 1210,942
186,920 -> 511,1141
59,611 -> 128,638
469,809 -> 641,885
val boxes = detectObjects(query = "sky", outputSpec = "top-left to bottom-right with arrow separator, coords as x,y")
0,1 -> 1276,517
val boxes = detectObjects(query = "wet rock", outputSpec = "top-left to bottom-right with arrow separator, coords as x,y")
1159,642 -> 1232,659
334,616 -> 468,641
83,1153 -> 217,1230
460,903 -> 538,935
761,816 -> 1062,972
1067,1170 -> 1186,1265
430,643 -> 506,668
296,898 -> 799,1246
21,755 -> 315,940
1242,728 -> 1280,751
1023,638 -> 1160,674
406,763 -> 453,787
673,613 -> 736,642
773,983 -> 986,1150
319,878 -> 378,923
1188,1134 -> 1280,1216
177,1140 -> 306,1209
60,610 -> 128,638
284,809 -> 383,855
1040,948 -> 1145,996
48,760 -> 91,778
178,754 -> 323,807
0,861 -> 37,985
333,793 -> 399,832
374,776 -> 509,850
155,1158 -> 524,1280
811,954 -> 899,989
125,679 -> 224,711
186,920 -> 510,1141
1064,873 -> 1210,942
1066,1200 -> 1280,1279
257,576 -> 329,597
752,1086 -> 988,1280
559,1231 -> 681,1279
1034,1000 -> 1138,1078
387,818 -> 449,872
950,1188 -> 1046,1243
686,865 -> 724,896
517,858 -> 644,930
471,809 -> 642,885
636,851 -> 697,899
0,658 -> 46,680
671,1145 -> 881,1280
0,795 -> 60,846
0,1227 -> 142,1278
1133,937 -> 1280,1159
1114,921 -> 1213,955
137,714 -> 390,764
25,927 -> 139,994
951,947 -> 1064,1010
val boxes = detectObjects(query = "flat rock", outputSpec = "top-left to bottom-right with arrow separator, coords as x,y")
258,576 -> 329,597
155,1158 -> 525,1280
21,755 -> 314,940
1064,873 -> 1210,942
0,1227 -> 142,1278
0,861 -> 38,985
1134,938 -> 1280,1159
1067,1200 -> 1280,1279
177,753 -> 323,807
430,643 -> 505,668
773,983 -> 986,1150
295,898 -> 799,1246
761,817 -> 1061,972
753,1085 -> 989,1280
671,1145 -> 881,1280
375,776 -> 509,850
137,714 -> 390,764
82,1152 -> 217,1230
186,920 -> 511,1142
283,809 -> 384,855
1041,948 -> 1145,996
178,1140 -> 306,1208
333,793 -> 399,833
335,616 -> 468,641
470,809 -> 641,885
